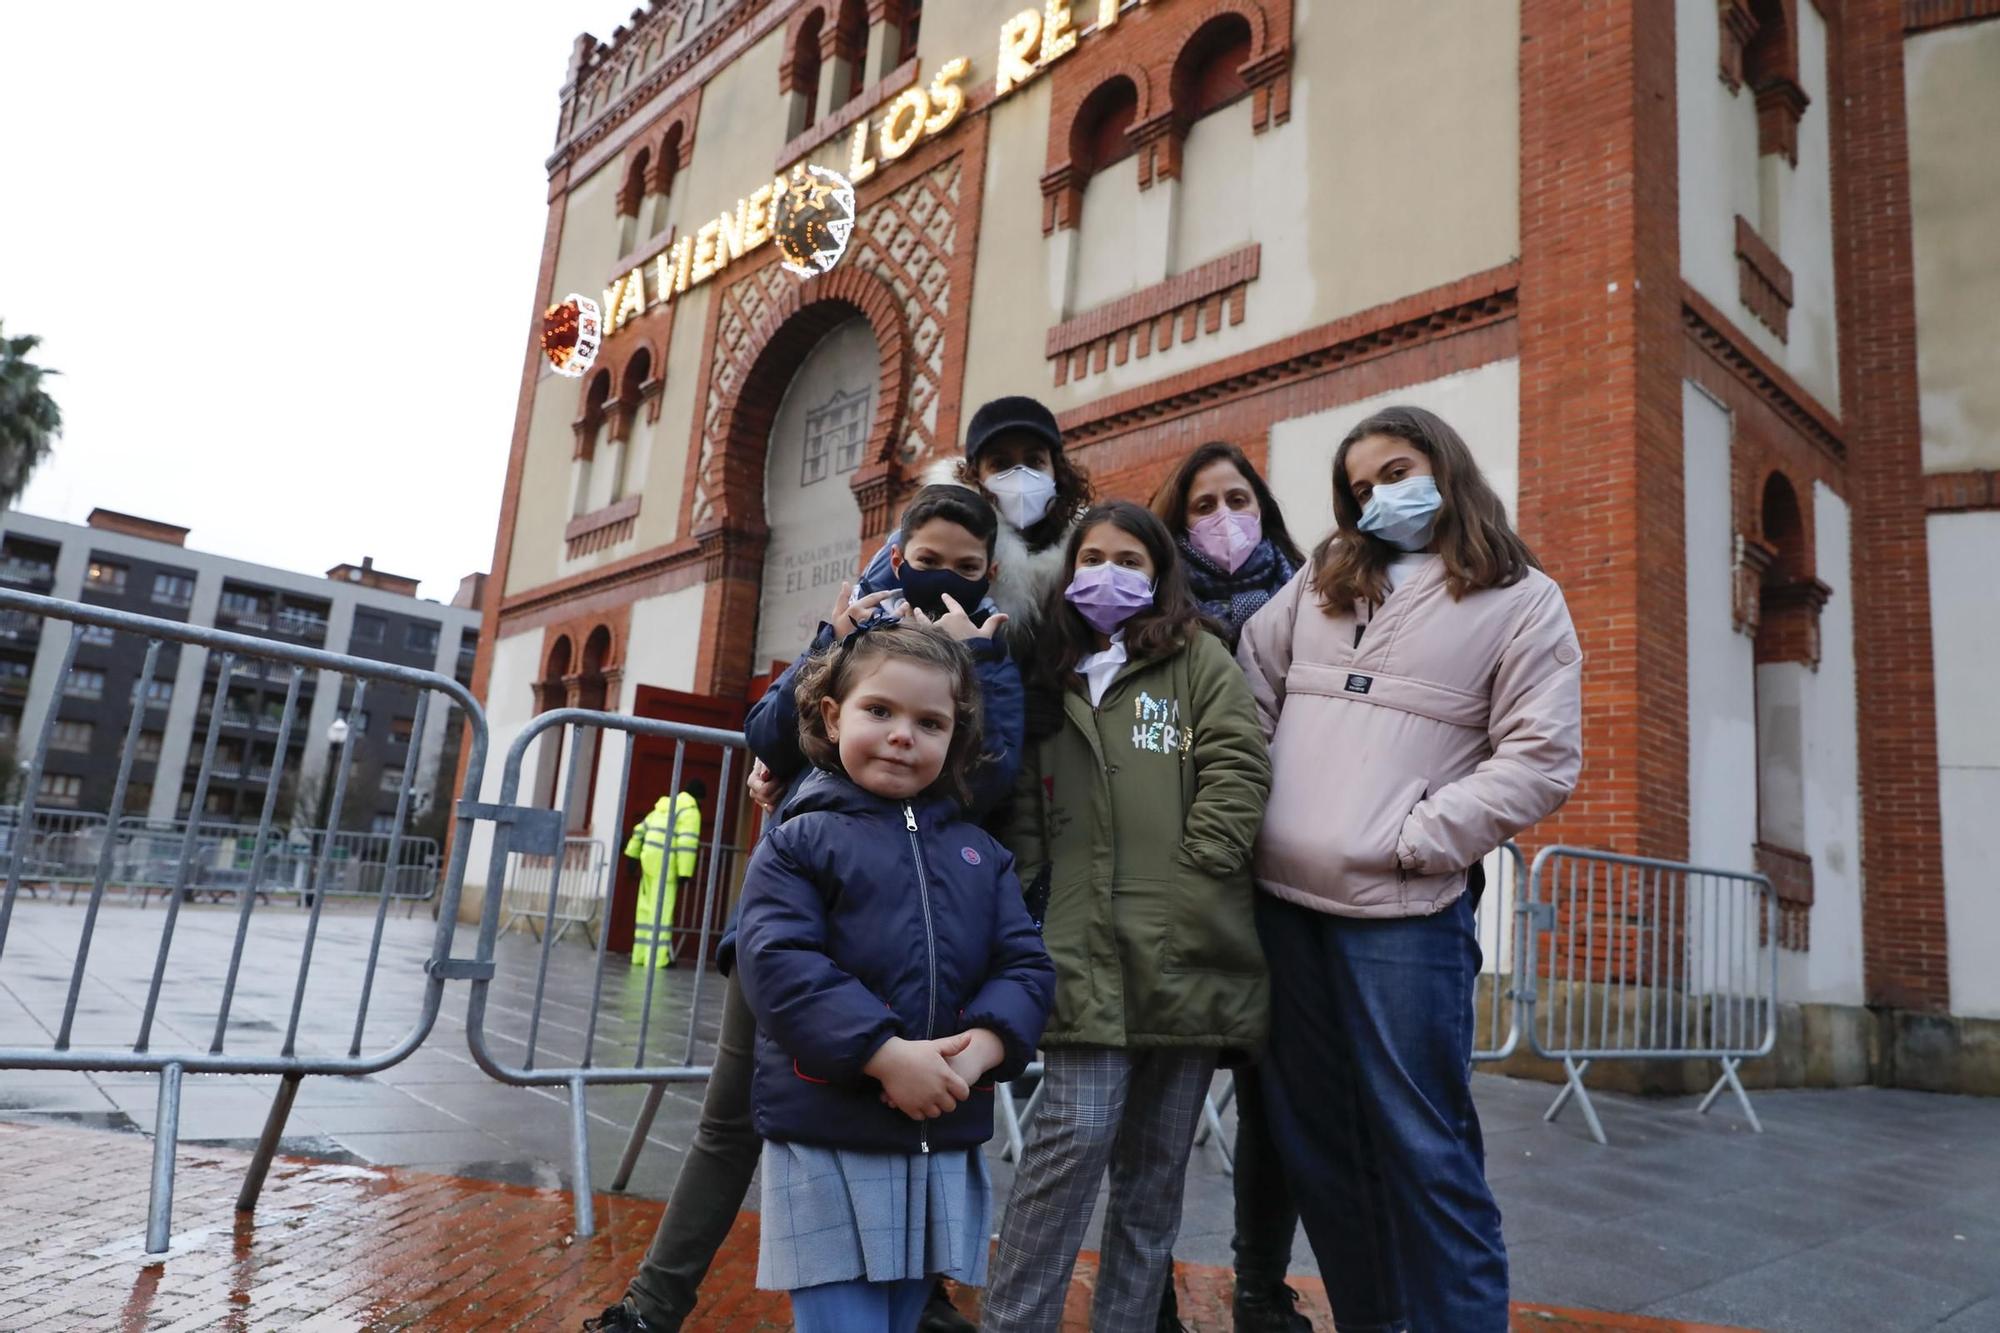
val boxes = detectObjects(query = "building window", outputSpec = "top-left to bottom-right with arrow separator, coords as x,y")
0,551 -> 54,586
86,560 -> 128,592
276,605 -> 328,639
352,612 -> 386,645
801,387 -> 871,486
0,609 -> 41,642
135,731 -> 164,763
125,781 -> 152,811
37,774 -> 83,808
78,623 -> 116,647
66,668 -> 105,700
390,716 -> 415,744
152,573 -> 196,608
50,720 -> 93,753
406,623 -> 440,654
786,9 -> 824,137
380,767 -> 405,795
371,813 -> 401,836
132,678 -> 174,709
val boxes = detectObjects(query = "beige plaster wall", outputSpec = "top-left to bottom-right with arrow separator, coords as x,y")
1907,20 -> 2000,475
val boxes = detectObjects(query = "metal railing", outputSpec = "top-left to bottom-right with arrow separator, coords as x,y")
0,587 -> 486,1253
0,810 -> 442,906
1518,845 -> 1778,1144
461,708 -> 752,1239
499,836 -> 609,946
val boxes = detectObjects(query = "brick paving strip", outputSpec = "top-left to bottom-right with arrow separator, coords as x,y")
0,1122 -> 1755,1332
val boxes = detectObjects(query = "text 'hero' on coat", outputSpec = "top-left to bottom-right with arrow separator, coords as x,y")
735,769 -> 1056,1155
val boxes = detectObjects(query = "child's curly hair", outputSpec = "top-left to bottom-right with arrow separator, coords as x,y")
794,623 -> 987,808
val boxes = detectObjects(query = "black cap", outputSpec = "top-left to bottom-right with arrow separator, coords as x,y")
964,395 -> 1062,466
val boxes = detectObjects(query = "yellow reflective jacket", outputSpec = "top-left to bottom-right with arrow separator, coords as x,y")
624,792 -> 701,881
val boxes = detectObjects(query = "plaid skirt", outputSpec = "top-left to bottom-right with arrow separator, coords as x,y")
756,1140 -> 993,1291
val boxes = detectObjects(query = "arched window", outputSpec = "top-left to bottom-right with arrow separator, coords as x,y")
1742,0 -> 1808,164
1071,76 -> 1139,179
531,635 -> 574,808
828,0 -> 868,110
612,348 -> 653,501
788,11 -> 824,137
1171,14 -> 1253,124
651,125 -> 683,239
1759,472 -> 1805,585
619,148 -> 650,256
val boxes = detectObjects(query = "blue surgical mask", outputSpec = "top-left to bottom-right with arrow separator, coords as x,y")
1357,476 -> 1442,552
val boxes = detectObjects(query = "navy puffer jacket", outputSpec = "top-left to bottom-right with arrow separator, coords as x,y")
736,769 -> 1055,1154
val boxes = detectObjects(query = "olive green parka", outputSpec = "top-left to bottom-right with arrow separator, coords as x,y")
1005,629 -> 1271,1051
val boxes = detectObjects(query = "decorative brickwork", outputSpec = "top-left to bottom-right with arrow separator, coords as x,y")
1903,0 -> 2000,31
1925,469 -> 2000,511
1719,0 -> 1760,90
1682,286 -> 1843,461
1757,841 -> 1815,951
1832,2 -> 1950,1012
1040,0 -> 1294,233
1048,244 -> 1259,385
564,496 -> 642,560
1734,214 -> 1795,341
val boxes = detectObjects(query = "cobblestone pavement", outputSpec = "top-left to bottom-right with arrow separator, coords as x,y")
4,899 -> 1999,1330
0,1119 -> 1751,1331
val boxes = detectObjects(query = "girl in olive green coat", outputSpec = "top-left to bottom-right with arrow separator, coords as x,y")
983,502 -> 1271,1333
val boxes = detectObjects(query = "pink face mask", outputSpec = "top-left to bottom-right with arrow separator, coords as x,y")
1188,509 -> 1262,573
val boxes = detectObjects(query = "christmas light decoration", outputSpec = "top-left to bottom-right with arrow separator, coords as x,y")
772,165 -> 857,280
541,294 -> 602,377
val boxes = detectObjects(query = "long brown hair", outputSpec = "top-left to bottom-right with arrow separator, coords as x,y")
1036,501 -> 1212,691
1148,441 -> 1308,567
1309,405 -> 1539,610
793,624 -> 986,808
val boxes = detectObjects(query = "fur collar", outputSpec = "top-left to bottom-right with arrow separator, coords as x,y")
919,458 -> 1076,628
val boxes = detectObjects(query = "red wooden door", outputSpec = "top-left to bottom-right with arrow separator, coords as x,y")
605,670 -> 786,958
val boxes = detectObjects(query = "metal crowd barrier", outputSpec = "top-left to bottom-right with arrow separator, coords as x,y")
499,836 -> 609,946
0,811 -> 442,907
0,587 -> 485,1253
1519,845 -> 1778,1144
458,708 -> 752,1238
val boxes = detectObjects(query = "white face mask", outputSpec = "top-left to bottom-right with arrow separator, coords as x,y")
983,465 -> 1059,531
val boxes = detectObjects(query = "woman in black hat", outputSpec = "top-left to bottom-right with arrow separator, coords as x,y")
856,395 -> 1095,644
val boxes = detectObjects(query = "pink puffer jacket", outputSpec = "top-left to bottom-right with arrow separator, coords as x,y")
1236,556 -> 1583,918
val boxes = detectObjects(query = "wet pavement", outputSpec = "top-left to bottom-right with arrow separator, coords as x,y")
3,898 -> 1999,1330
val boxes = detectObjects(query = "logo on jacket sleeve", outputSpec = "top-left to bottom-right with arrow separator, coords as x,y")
1344,673 -> 1373,695
961,846 -> 982,866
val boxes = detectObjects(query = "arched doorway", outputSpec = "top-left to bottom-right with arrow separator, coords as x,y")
753,316 -> 879,666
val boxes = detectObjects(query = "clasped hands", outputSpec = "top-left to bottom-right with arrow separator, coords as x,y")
861,1028 -> 1005,1121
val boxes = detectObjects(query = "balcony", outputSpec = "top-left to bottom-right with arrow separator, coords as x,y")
0,559 -> 55,590
275,609 -> 329,640
0,612 -> 41,646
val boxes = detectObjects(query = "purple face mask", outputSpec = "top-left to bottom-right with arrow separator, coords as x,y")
1188,509 -> 1262,573
1065,563 -> 1155,634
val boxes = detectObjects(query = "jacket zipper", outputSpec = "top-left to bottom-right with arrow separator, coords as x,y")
905,803 -> 937,1154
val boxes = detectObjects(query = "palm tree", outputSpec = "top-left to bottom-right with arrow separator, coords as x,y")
0,322 -> 63,512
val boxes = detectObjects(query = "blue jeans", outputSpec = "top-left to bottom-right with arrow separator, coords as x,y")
1255,889 -> 1509,1333
788,1276 -> 932,1332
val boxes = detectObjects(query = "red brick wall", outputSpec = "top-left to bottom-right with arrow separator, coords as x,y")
1516,0 -> 1688,862
1832,1 -> 1951,1011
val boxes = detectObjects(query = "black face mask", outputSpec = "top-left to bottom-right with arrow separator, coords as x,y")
895,563 -> 991,621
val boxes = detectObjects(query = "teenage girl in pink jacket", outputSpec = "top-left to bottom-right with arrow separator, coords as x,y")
1236,405 -> 1583,1333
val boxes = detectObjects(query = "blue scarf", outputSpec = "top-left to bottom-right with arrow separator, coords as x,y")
1180,535 -> 1296,646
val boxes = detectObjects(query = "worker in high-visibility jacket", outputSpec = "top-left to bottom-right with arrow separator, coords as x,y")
625,778 -> 706,968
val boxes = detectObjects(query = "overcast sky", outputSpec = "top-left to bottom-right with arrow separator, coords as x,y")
1,2 -> 640,602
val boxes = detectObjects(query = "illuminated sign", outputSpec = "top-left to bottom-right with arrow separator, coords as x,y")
595,3 -> 1153,336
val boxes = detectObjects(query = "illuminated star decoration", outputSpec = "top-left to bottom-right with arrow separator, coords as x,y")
772,165 -> 857,279
541,294 -> 602,378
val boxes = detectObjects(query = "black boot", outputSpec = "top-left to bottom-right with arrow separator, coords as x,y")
581,1300 -> 660,1332
1158,1279 -> 1188,1332
1232,1281 -> 1314,1333
919,1278 -> 975,1333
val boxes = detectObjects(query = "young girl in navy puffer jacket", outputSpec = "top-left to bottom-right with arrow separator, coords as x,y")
736,623 -> 1055,1333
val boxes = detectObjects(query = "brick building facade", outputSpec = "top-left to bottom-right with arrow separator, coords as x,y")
470,0 -> 2000,1088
